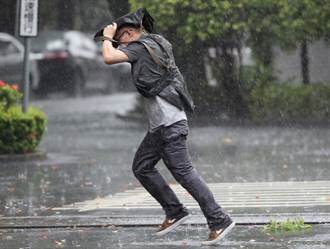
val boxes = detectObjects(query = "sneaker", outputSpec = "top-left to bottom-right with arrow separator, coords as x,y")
155,212 -> 190,236
202,220 -> 236,245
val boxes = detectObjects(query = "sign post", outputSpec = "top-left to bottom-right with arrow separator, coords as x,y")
19,0 -> 38,113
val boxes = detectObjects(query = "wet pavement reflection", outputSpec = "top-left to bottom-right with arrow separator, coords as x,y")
0,93 -> 329,217
0,224 -> 329,249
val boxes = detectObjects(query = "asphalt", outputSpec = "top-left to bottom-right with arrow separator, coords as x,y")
0,92 -> 330,248
1,224 -> 330,248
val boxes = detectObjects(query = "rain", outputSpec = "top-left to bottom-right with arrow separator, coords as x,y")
0,0 -> 330,248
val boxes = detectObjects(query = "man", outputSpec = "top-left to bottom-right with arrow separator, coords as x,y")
95,8 -> 234,245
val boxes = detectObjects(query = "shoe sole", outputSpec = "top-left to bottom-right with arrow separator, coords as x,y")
201,221 -> 236,246
155,214 -> 191,236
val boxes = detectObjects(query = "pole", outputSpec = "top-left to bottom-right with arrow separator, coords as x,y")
15,0 -> 20,37
22,37 -> 31,113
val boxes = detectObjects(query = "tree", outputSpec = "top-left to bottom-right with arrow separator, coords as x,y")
129,0 -> 248,117
106,0 -> 130,18
277,0 -> 330,84
38,0 -> 112,32
241,0 -> 283,82
128,0 -> 330,117
74,0 -> 113,32
0,0 -> 18,35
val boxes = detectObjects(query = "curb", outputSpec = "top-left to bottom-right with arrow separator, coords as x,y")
0,150 -> 47,163
0,213 -> 329,229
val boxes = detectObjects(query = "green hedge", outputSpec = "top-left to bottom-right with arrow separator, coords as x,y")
0,107 -> 47,154
249,83 -> 330,123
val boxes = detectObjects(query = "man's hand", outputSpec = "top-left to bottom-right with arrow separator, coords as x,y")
103,23 -> 117,39
102,22 -> 128,65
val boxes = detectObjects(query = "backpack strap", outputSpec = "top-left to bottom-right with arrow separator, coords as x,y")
139,42 -> 169,69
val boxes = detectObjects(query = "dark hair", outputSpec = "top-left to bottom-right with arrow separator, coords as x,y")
115,23 -> 142,39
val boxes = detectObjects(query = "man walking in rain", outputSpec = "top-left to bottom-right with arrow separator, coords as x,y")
95,8 -> 235,244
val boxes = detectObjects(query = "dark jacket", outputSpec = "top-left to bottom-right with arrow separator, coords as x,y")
135,34 -> 195,113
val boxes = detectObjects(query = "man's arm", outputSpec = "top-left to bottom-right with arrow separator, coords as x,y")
102,40 -> 128,65
102,23 -> 128,65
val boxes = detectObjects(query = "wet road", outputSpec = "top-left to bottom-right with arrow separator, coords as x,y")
1,224 -> 329,249
0,93 -> 329,217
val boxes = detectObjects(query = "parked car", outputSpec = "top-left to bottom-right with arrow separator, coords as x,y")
30,30 -> 132,97
0,32 -> 40,92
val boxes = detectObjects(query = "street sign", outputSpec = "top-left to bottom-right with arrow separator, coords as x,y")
19,0 -> 38,37
19,0 -> 39,112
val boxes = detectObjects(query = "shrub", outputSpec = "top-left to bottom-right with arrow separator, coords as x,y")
249,83 -> 330,124
0,80 -> 22,111
0,80 -> 47,154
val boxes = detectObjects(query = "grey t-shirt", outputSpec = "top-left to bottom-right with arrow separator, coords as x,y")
119,37 -> 186,132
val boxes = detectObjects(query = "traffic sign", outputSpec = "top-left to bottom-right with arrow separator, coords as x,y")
20,0 -> 38,37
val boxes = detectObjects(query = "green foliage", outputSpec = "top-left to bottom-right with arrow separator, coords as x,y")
278,0 -> 330,44
129,1 -> 330,118
264,218 -> 312,233
0,80 -> 47,154
0,81 -> 22,112
0,107 -> 47,154
249,83 -> 330,123
130,0 -> 245,42
129,0 -> 330,64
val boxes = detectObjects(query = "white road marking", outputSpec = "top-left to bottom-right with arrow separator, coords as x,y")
52,181 -> 330,212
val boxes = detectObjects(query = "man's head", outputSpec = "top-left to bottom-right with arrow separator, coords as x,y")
94,8 -> 154,46
114,24 -> 142,46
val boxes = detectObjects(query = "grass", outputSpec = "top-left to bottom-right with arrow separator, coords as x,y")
263,218 -> 312,233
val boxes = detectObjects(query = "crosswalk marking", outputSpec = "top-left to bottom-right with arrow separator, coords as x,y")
52,181 -> 330,212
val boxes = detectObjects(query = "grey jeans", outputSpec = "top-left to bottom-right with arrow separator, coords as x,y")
132,120 -> 230,230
